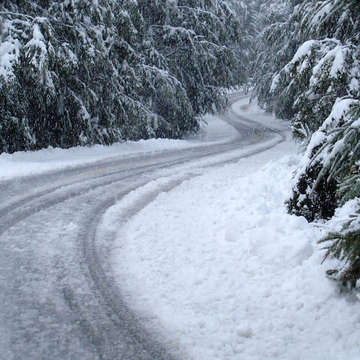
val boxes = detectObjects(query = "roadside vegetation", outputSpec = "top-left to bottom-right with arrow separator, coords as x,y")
0,0 -> 246,152
253,0 -> 360,289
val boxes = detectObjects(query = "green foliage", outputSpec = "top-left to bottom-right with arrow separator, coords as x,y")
320,201 -> 360,288
288,96 -> 360,290
0,0 -> 246,153
316,102 -> 360,205
288,99 -> 360,219
144,0 -> 247,115
253,0 -> 360,116
252,0 -> 360,290
271,40 -> 360,137
0,77 -> 34,153
251,0 -> 298,112
286,161 -> 338,222
298,0 -> 360,44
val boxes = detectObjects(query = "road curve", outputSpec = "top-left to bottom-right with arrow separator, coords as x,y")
0,96 -> 286,360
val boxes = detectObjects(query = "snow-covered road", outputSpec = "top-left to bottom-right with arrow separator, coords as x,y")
0,96 -> 289,359
3,96 -> 358,360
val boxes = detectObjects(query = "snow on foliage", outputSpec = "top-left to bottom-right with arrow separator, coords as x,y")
0,19 -> 21,80
270,38 -> 360,138
251,0 -> 295,111
254,0 -> 360,288
252,0 -> 360,288
297,98 -> 359,193
0,0 -> 247,153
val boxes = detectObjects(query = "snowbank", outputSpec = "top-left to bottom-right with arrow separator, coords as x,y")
110,119 -> 360,359
0,114 -> 237,180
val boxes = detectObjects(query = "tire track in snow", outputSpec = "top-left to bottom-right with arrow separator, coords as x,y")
0,96 -> 288,359
74,176 -> 197,360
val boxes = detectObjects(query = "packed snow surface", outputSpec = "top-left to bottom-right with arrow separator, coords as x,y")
2,95 -> 359,359
109,101 -> 360,360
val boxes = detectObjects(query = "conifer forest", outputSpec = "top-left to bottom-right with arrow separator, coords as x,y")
1,0 -> 360,336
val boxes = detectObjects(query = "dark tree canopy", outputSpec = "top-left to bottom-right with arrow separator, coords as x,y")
0,0 -> 247,152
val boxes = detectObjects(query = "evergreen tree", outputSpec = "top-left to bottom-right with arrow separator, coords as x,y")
255,0 -> 360,287
140,0 -> 246,115
251,0 -> 297,111
0,0 -> 246,153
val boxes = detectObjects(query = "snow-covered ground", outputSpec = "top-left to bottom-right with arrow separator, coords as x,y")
108,101 -> 360,360
0,112 -> 236,181
2,96 -> 359,359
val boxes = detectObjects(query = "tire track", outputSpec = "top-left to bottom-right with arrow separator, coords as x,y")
0,96 -> 288,359
75,176 -> 195,360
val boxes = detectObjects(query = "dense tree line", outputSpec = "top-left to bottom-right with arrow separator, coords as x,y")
0,0 -> 246,153
253,0 -> 360,287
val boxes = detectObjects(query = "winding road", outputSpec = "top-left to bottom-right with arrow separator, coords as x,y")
0,96 -> 286,360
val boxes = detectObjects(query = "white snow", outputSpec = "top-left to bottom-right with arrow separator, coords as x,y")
311,45 -> 348,86
329,46 -> 347,78
351,117 -> 360,128
2,95 -> 359,359
107,102 -> 360,360
350,77 -> 360,93
0,21 -> 21,80
231,96 -> 290,133
310,3 -> 332,27
0,39 -> 20,79
325,198 -> 360,234
24,24 -> 48,67
270,73 -> 280,93
323,98 -> 358,128
288,40 -> 317,67
0,114 -> 237,180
